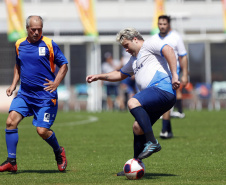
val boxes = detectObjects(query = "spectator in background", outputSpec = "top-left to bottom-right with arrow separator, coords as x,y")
102,52 -> 122,110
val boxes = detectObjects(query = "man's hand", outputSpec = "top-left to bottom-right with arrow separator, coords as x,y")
180,74 -> 188,88
171,74 -> 180,90
43,79 -> 58,93
6,85 -> 16,97
86,75 -> 99,83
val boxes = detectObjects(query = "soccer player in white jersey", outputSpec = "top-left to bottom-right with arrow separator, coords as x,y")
86,28 -> 180,176
154,15 -> 188,139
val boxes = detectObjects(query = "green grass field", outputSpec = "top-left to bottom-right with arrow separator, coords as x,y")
0,110 -> 225,185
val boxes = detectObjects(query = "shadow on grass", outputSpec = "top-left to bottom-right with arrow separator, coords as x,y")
157,136 -> 188,140
114,172 -> 177,180
3,170 -> 69,174
143,172 -> 177,179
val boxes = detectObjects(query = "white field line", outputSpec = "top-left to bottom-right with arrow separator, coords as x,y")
0,115 -> 98,129
55,116 -> 98,127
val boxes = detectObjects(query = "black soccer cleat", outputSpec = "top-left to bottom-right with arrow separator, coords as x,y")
138,140 -> 161,160
117,170 -> 125,176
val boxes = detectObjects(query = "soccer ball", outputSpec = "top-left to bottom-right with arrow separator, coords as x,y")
123,158 -> 145,180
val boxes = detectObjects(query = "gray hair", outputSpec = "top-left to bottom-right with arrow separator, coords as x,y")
26,15 -> 43,28
116,28 -> 144,44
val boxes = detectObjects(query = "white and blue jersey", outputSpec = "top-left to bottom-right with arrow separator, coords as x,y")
152,30 -> 187,75
120,36 -> 175,95
120,36 -> 177,123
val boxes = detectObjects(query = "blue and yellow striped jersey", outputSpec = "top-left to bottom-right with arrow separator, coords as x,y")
15,36 -> 68,106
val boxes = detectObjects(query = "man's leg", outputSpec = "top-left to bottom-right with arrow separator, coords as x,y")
171,89 -> 185,118
117,87 -> 175,175
176,89 -> 183,113
133,134 -> 146,159
36,127 -> 67,172
0,111 -> 23,172
34,104 -> 67,172
117,121 -> 146,176
36,127 -> 59,149
128,98 -> 161,160
160,110 -> 173,139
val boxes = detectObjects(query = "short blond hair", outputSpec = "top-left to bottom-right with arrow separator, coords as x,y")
116,28 -> 144,44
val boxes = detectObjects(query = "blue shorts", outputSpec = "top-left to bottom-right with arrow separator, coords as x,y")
106,85 -> 118,96
121,78 -> 137,94
133,86 -> 176,125
9,96 -> 58,129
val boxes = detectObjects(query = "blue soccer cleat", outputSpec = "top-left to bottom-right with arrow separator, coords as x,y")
138,140 -> 161,160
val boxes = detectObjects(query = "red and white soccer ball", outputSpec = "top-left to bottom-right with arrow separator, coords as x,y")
123,158 -> 145,180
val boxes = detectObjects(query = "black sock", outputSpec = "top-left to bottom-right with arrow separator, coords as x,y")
133,133 -> 146,159
177,99 -> 183,113
54,147 -> 62,155
7,157 -> 16,165
162,119 -> 172,132
130,107 -> 156,143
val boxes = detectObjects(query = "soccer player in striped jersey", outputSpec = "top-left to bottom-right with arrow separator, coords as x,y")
0,15 -> 68,172
86,28 -> 180,176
